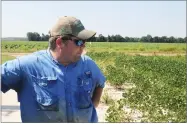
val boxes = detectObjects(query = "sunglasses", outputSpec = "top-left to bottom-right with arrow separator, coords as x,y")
72,39 -> 86,46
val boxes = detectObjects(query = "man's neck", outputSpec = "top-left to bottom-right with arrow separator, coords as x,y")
49,49 -> 70,66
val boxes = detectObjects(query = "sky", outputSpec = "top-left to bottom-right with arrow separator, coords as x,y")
2,1 -> 186,38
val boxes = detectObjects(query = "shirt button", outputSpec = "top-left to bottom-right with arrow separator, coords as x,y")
68,102 -> 71,106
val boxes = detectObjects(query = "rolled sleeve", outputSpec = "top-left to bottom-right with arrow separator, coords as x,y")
95,70 -> 106,88
88,60 -> 106,88
1,59 -> 23,93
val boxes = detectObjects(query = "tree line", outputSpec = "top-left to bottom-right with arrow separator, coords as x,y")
27,32 -> 186,43
27,32 -> 50,41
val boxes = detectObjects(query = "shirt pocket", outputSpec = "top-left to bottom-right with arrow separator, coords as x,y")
75,76 -> 93,109
32,76 -> 59,111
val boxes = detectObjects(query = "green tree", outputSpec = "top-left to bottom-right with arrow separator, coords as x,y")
97,34 -> 107,42
146,34 -> 152,42
168,36 -> 175,43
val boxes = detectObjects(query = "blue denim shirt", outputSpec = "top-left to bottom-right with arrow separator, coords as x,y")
1,49 -> 106,123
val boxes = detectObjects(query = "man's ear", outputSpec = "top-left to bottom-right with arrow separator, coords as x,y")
56,37 -> 64,48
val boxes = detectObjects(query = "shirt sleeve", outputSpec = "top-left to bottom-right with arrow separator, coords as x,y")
88,60 -> 106,88
1,59 -> 23,93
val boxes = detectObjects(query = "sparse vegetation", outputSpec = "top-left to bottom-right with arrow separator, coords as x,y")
101,89 -> 114,105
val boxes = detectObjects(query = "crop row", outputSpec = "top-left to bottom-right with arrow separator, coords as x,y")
1,41 -> 186,53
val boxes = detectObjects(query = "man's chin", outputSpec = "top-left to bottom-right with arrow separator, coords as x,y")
73,56 -> 81,63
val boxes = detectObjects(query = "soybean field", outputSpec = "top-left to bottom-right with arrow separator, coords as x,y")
1,41 -> 186,122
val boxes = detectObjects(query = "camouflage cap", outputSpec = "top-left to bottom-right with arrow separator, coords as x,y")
49,16 -> 96,40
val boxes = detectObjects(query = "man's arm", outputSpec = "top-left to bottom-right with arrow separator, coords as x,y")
1,59 -> 23,93
87,59 -> 106,108
92,87 -> 104,108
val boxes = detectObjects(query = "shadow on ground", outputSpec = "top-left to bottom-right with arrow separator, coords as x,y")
1,105 -> 20,111
1,105 -> 20,117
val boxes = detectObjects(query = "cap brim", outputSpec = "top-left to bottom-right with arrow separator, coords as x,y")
76,29 -> 96,40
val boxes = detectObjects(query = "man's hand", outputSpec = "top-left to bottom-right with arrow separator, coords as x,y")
92,87 -> 103,108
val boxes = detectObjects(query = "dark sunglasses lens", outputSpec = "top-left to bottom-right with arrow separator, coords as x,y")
75,40 -> 85,46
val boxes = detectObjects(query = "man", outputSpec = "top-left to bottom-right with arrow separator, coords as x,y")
1,16 -> 106,122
